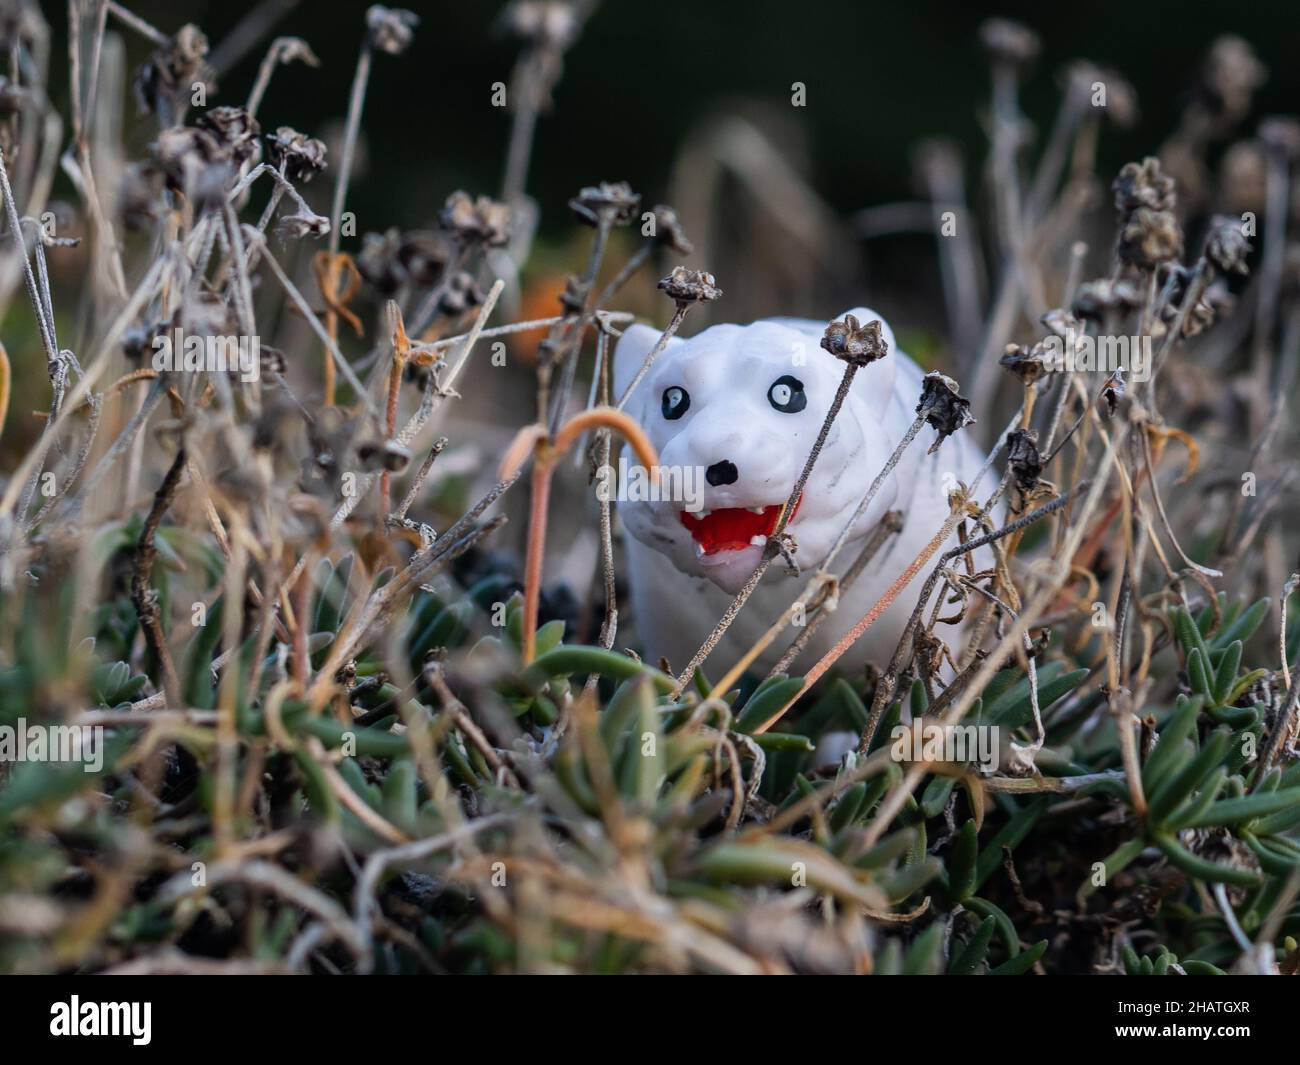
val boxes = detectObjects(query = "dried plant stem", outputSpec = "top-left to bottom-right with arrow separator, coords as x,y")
823,413 -> 925,571
614,303 -> 689,409
861,429 -> 1124,847
0,340 -> 9,440
766,511 -> 903,679
131,447 -> 187,706
670,361 -> 860,696
501,407 -> 658,663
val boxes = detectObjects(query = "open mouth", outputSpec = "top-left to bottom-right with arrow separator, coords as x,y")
679,497 -> 801,557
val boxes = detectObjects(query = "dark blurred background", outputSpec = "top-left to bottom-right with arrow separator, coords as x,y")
65,0 -> 1297,235
31,0 -> 1300,395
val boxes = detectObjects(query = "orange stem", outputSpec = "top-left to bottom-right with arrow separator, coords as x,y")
521,459 -> 554,664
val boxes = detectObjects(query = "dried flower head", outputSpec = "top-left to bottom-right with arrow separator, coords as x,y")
821,314 -> 888,368
1041,307 -> 1082,339
276,207 -> 330,240
569,181 -> 640,227
647,204 -> 693,255
503,1 -> 580,48
1204,215 -> 1252,276
1219,141 -> 1267,215
916,371 -> 975,453
150,126 -> 232,205
1199,36 -> 1266,126
197,106 -> 262,167
1005,428 -> 1044,496
1000,342 -> 1053,385
1101,371 -> 1127,417
1156,268 -> 1232,339
357,229 -> 450,295
979,18 -> 1039,68
1118,208 -> 1184,270
366,6 -> 418,55
1113,157 -> 1176,216
134,24 -> 214,121
266,127 -> 327,184
439,271 -> 486,317
1259,116 -> 1300,160
1067,63 -> 1136,128
1072,278 -> 1143,321
658,266 -> 721,305
440,191 -> 510,247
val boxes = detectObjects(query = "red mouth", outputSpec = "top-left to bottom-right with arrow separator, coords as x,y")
679,497 -> 801,556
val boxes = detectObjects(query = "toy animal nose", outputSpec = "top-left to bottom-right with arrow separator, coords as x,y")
705,460 -> 738,487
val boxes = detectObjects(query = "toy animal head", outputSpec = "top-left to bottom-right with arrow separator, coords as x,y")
613,309 -> 916,594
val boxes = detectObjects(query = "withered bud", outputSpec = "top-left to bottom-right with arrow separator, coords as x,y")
658,266 -> 721,305
1000,342 -> 1052,385
267,37 -> 320,69
916,371 -> 976,454
440,190 -> 510,247
1113,157 -> 1176,216
647,204 -> 693,255
503,1 -> 579,48
1101,371 -> 1126,417
1259,116 -> 1300,159
1200,36 -> 1266,126
1041,307 -> 1082,339
1156,270 -> 1229,339
821,314 -> 888,367
366,6 -> 418,55
197,106 -> 261,166
438,271 -> 485,317
1204,215 -> 1252,276
266,127 -> 327,184
1219,141 -> 1267,215
1071,278 -> 1143,321
1006,428 -> 1043,494
150,126 -> 232,205
276,208 -> 330,240
1118,208 -> 1184,270
979,18 -> 1039,68
1068,63 -> 1136,128
569,181 -> 640,227
134,24 -> 213,121
357,229 -> 449,295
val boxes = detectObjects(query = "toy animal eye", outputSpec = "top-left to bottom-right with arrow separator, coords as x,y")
767,375 -> 806,413
661,385 -> 690,420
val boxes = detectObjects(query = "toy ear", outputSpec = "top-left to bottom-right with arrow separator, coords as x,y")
612,323 -> 682,408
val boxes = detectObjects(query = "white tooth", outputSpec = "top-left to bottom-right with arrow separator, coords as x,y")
697,509 -> 711,519
748,506 -> 764,514
750,535 -> 767,547
694,543 -> 706,559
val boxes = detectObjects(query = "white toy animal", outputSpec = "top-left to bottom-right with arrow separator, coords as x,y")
612,308 -> 990,679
